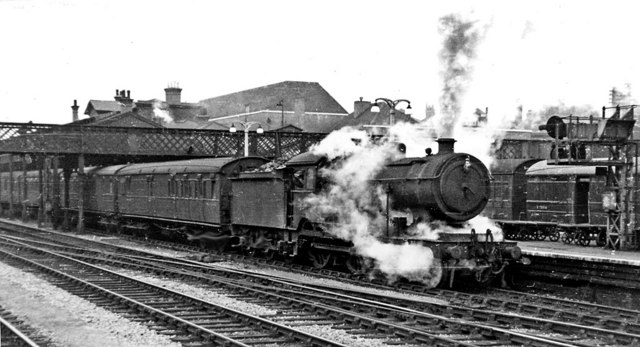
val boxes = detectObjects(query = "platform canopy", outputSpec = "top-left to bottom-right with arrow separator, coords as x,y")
0,122 -> 326,166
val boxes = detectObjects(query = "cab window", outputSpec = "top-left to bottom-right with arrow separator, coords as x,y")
305,168 -> 316,190
293,169 -> 306,189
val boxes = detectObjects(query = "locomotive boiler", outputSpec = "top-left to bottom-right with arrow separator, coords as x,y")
374,138 -> 490,224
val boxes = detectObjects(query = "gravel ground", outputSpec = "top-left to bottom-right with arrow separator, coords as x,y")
3,225 -> 440,346
69,232 -> 447,306
214,261 -> 448,305
72,233 -> 196,259
0,261 -> 181,347
114,268 -> 415,347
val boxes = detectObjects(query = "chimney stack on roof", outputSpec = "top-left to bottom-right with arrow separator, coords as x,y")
114,89 -> 133,106
353,97 -> 372,118
165,82 -> 182,105
71,99 -> 79,122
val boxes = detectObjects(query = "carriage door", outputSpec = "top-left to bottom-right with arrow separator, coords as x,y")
574,177 -> 590,223
512,163 -> 532,220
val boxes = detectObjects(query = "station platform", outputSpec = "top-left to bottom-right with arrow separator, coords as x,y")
518,240 -> 640,266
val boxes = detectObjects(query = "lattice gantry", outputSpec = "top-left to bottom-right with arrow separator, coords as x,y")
0,122 -> 327,160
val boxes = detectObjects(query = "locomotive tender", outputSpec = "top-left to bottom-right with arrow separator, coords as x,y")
0,138 -> 523,287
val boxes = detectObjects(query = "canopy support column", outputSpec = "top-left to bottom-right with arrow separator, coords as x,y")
77,153 -> 85,233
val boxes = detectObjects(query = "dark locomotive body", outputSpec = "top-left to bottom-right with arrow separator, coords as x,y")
486,147 -> 640,246
487,158 -> 637,246
0,138 -> 524,287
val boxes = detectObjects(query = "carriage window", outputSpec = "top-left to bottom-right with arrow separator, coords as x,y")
195,175 -> 203,199
120,177 -> 127,196
147,176 -> 154,196
210,180 -> 217,199
168,178 -> 177,197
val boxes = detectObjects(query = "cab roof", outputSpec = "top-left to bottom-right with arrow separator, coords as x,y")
285,152 -> 326,167
526,160 -> 606,176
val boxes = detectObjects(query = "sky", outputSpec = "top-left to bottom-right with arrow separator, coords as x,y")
1,0 -> 640,124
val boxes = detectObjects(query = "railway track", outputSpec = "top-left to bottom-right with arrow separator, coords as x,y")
2,220 -> 640,346
0,306 -> 50,347
2,231 -> 638,346
0,240 -> 344,347
0,235 -> 571,347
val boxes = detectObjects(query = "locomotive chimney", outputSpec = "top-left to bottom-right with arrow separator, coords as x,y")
437,138 -> 456,154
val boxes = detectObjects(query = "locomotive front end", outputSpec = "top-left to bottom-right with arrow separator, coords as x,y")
374,138 -> 491,224
374,138 -> 522,287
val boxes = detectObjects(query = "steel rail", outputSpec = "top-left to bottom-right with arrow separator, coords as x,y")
5,226 -> 640,344
0,242 -> 344,347
0,316 -> 41,347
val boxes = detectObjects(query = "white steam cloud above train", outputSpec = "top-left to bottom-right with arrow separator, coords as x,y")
303,13 -> 513,286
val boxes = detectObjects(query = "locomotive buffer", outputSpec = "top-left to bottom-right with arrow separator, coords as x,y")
539,105 -> 638,250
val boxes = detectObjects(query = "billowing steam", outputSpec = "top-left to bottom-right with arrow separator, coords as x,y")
304,127 -> 442,286
303,124 -> 503,287
153,100 -> 173,124
431,14 -> 485,138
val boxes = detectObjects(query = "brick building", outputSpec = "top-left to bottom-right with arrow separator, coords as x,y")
77,86 -> 206,128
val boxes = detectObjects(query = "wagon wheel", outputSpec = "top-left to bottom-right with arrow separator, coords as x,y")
309,249 -> 332,269
243,247 -> 257,257
561,231 -> 573,244
475,266 -> 492,284
519,228 -> 529,240
430,259 -> 447,289
548,229 -> 560,242
596,230 -> 607,247
346,254 -> 366,275
525,229 -> 535,241
263,248 -> 277,261
577,231 -> 591,247
534,229 -> 546,241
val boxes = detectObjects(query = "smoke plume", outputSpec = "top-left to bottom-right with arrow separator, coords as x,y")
431,14 -> 485,138
153,100 -> 173,124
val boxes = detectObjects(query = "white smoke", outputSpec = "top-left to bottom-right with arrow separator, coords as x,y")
304,127 -> 440,284
421,13 -> 519,170
429,13 -> 487,138
153,100 -> 173,124
303,123 -> 506,286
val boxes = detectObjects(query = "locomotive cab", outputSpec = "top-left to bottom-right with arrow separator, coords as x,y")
284,152 -> 329,229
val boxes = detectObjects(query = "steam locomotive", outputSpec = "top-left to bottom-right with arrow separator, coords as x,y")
0,137 -> 523,287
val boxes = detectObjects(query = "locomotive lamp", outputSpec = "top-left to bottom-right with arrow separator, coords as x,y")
229,122 -> 264,157
371,98 -> 412,125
